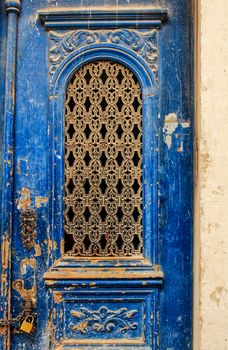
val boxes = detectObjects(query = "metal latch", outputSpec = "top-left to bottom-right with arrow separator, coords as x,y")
0,300 -> 37,334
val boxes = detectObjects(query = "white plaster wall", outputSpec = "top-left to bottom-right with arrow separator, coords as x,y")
197,0 -> 228,349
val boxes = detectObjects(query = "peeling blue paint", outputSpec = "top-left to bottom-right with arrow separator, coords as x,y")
0,0 -> 193,349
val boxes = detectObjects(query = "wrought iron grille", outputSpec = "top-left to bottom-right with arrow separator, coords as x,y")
64,60 -> 142,257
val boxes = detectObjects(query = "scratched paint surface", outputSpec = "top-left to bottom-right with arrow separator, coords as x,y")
0,0 -> 193,349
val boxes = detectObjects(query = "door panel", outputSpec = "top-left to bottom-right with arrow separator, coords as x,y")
0,1 -> 193,349
50,288 -> 159,349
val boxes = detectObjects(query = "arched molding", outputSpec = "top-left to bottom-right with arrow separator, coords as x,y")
49,37 -> 158,96
47,45 -> 159,271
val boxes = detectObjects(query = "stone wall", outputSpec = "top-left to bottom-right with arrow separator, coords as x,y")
195,1 -> 228,349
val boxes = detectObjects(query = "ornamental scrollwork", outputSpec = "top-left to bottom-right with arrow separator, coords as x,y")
49,29 -> 158,79
70,306 -> 138,334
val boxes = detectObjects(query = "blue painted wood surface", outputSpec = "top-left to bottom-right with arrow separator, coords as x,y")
0,0 -> 193,349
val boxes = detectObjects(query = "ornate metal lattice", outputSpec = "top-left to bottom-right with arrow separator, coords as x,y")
64,60 -> 142,257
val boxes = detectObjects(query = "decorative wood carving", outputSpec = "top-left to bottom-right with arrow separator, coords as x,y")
49,29 -> 158,79
70,306 -> 138,334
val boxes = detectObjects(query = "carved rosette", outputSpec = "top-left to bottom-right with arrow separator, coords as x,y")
49,29 -> 158,80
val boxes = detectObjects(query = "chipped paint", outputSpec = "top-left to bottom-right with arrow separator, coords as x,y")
12,258 -> 37,305
12,279 -> 36,304
43,268 -> 163,281
17,158 -> 28,176
180,121 -> 190,128
163,113 -> 178,148
53,292 -> 63,304
20,257 -> 36,274
89,282 -> 96,287
60,239 -> 65,256
17,188 -> 31,210
1,235 -> 9,270
35,196 -> 48,208
34,243 -> 41,257
163,113 -> 190,149
177,141 -> 184,152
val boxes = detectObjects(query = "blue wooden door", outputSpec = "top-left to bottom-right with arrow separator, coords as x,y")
0,1 -> 193,349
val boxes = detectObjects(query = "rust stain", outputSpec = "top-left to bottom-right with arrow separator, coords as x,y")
35,196 -> 48,208
17,188 -> 31,210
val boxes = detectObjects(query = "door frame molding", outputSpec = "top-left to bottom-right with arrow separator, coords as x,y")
0,1 -> 21,348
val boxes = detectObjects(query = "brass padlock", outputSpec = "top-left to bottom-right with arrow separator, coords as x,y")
20,315 -> 34,334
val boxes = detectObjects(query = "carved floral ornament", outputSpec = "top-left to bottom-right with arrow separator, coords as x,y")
70,306 -> 138,334
49,29 -> 158,80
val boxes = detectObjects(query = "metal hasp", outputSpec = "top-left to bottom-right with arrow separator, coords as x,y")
20,208 -> 37,249
0,300 -> 37,335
